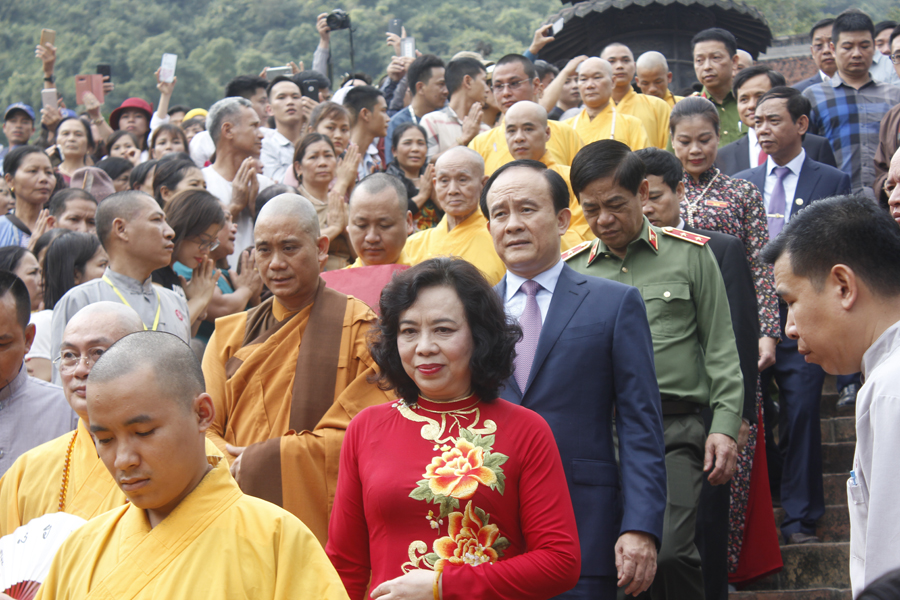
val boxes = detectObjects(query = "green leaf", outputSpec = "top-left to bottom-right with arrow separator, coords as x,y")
483,452 -> 508,469
494,471 -> 506,495
493,537 -> 510,551
409,480 -> 434,502
474,506 -> 488,524
479,434 -> 496,449
437,496 -> 459,519
459,429 -> 474,443
424,553 -> 440,566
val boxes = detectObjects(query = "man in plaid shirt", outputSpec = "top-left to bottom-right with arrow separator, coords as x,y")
803,9 -> 900,200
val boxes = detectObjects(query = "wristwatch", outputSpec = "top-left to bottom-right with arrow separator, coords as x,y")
43,75 -> 55,83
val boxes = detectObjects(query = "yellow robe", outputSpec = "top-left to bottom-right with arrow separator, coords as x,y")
663,90 -> 685,108
347,249 -> 411,268
563,104 -> 650,150
34,461 -> 349,600
469,117 -> 584,174
202,294 -> 392,544
615,87 -> 672,149
538,153 -> 596,251
403,211 -> 506,285
0,420 -> 222,537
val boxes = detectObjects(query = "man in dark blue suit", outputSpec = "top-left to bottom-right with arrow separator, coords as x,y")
734,86 -> 851,544
792,19 -> 837,92
480,159 -> 667,599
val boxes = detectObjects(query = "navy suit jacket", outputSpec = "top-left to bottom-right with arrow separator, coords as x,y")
495,264 -> 667,578
715,133 -> 836,176
733,155 -> 851,216
793,73 -> 825,92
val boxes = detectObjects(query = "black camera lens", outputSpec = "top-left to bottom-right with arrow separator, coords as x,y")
326,9 -> 351,31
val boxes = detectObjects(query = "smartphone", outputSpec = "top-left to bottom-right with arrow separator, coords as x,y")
96,63 -> 112,82
40,29 -> 56,46
75,74 -> 105,105
401,37 -> 415,59
299,80 -> 320,101
552,17 -> 564,36
160,53 -> 177,83
41,88 -> 57,109
266,66 -> 292,79
388,18 -> 402,36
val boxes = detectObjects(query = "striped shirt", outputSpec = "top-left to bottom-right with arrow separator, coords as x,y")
803,75 -> 900,199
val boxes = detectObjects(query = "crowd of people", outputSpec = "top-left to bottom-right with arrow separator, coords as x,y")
2,7 -> 900,600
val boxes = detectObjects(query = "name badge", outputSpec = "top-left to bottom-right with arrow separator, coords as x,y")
704,200 -> 729,208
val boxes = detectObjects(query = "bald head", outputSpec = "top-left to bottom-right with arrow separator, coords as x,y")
66,302 -> 144,339
436,146 -> 485,180
351,173 -> 408,213
95,191 -> 156,246
635,52 -> 673,100
637,51 -> 669,72
255,193 -> 321,239
89,331 -> 205,410
505,101 -> 550,161
578,57 -> 613,78
348,174 -> 412,266
577,58 -> 614,110
735,50 -> 753,72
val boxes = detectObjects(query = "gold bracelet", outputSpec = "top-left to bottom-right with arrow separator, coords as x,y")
92,117 -> 105,125
433,572 -> 441,600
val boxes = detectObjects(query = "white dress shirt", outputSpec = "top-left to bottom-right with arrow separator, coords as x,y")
503,259 -> 565,323
763,149 -> 806,225
748,128 -> 763,169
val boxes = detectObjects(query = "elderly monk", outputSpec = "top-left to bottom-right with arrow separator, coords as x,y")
505,101 -> 595,250
563,57 -> 650,150
34,332 -> 349,600
202,193 -> 392,545
403,147 -> 506,284
321,174 -> 412,311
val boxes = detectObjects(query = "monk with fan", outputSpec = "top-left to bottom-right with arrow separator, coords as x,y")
201,193 -> 393,545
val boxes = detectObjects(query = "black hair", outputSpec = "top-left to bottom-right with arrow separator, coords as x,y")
832,9 -> 875,44
0,246 -> 29,274
669,96 -> 720,136
445,58 -> 487,96
95,157 -> 133,181
391,122 -> 427,152
48,188 -> 97,217
167,105 -> 189,117
291,133 -> 336,183
3,145 -> 47,178
571,140 -> 646,199
635,147 -> 683,192
255,184 -> 298,220
42,231 -> 103,309
266,75 -> 300,98
732,65 -> 786,96
533,60 -> 560,81
810,18 -> 835,41
757,86 -> 812,123
149,124 -> 189,157
479,159 -> 569,217
152,158 -> 198,206
163,189 -> 225,257
369,257 -> 520,403
0,270 -> 30,332
224,75 -> 269,100
31,228 -> 68,260
129,159 -> 158,192
57,116 -> 95,151
340,72 -> 372,87
407,55 -> 445,97
343,85 -> 384,124
105,130 -> 140,154
181,116 -> 206,131
691,28 -> 737,57
494,54 -> 537,80
761,194 -> 900,297
875,20 -> 897,37
309,101 -> 351,130
292,70 -> 331,93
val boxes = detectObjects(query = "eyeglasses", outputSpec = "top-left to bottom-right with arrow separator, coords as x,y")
891,53 -> 900,65
54,348 -> 106,372
197,237 -> 220,252
492,79 -> 527,93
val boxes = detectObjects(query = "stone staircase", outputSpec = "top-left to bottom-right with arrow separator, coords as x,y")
729,375 -> 855,600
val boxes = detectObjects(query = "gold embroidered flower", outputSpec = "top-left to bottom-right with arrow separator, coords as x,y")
423,439 -> 497,500
433,502 -> 500,572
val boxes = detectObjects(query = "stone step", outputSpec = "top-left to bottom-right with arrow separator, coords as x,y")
823,442 -> 855,475
820,417 -> 856,444
824,474 -> 848,506
730,590 -> 851,600
819,393 -> 856,419
774,505 -> 849,542
747,543 -> 850,591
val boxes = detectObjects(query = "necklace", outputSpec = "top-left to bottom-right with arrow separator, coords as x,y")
58,430 -> 78,512
685,168 -> 720,228
417,390 -> 476,406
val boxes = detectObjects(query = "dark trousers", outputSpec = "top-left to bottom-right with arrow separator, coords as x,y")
761,304 -> 826,537
556,575 -> 618,599
695,408 -> 730,600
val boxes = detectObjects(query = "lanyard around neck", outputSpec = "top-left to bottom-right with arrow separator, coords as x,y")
102,275 -> 161,331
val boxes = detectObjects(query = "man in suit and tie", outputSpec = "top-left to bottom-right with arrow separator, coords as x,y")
716,65 -> 836,176
734,86 -> 851,544
481,159 -> 667,599
793,19 -> 838,92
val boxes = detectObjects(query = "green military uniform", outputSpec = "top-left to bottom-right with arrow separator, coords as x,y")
565,217 -> 743,600
695,87 -> 746,147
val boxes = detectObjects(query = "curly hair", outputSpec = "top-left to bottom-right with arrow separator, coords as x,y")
369,257 -> 521,404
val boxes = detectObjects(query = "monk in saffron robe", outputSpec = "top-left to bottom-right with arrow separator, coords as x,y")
0,303 -> 223,537
34,332 -> 348,600
202,193 -> 393,545
403,147 -> 506,285
564,57 -> 650,150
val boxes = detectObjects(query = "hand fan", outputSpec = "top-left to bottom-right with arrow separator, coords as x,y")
0,513 -> 87,600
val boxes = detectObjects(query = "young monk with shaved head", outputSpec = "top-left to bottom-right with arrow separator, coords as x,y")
34,331 -> 349,600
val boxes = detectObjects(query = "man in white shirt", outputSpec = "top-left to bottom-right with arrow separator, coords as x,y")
260,76 -> 305,182
761,194 -> 900,598
202,97 -> 274,268
420,57 -> 490,162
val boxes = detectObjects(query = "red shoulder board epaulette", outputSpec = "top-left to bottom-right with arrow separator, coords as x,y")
661,227 -> 710,246
561,240 -> 592,261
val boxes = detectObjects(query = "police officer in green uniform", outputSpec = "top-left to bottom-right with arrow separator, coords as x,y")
564,140 -> 744,600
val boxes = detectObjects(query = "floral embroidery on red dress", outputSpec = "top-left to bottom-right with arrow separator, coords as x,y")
395,397 -> 511,574
681,168 -> 780,338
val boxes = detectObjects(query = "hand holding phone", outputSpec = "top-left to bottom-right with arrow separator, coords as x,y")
75,74 -> 105,105
159,53 -> 177,83
40,29 -> 56,46
266,66 -> 292,79
388,18 -> 402,36
41,88 -> 57,109
401,37 -> 415,59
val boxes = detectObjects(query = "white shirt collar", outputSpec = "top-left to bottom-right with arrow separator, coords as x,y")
766,148 -> 806,177
677,218 -> 686,229
504,259 -> 565,303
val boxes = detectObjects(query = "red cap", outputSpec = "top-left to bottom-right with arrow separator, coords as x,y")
109,98 -> 153,130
